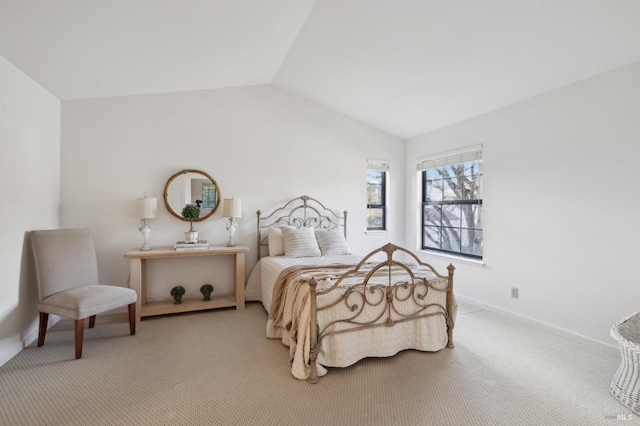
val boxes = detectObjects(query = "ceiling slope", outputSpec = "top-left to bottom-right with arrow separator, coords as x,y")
0,0 -> 316,100
273,0 -> 640,138
1,1 -> 639,138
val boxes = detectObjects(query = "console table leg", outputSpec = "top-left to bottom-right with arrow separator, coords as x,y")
235,252 -> 245,309
129,258 -> 143,322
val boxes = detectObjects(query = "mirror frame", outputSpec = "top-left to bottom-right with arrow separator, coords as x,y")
163,169 -> 221,222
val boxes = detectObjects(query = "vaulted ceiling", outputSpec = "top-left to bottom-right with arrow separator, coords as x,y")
2,1 -> 639,139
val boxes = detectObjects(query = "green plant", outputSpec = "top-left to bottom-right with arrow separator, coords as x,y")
170,285 -> 186,297
200,283 -> 214,301
200,284 -> 214,294
181,204 -> 200,219
181,204 -> 200,232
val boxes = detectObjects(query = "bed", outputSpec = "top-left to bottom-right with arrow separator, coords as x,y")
245,195 -> 456,383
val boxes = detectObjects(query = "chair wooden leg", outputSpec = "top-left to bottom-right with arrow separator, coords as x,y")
75,319 -> 85,359
38,312 -> 49,347
128,303 -> 136,335
89,315 -> 96,328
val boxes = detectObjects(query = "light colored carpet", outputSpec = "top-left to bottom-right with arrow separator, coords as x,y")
0,301 -> 636,425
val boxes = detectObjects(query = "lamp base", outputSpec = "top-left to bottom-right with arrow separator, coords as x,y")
139,223 -> 152,251
226,217 -> 237,247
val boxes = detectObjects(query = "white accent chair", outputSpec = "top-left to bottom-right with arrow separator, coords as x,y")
31,228 -> 137,359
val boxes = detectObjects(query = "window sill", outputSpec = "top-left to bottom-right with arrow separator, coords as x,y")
364,230 -> 389,236
417,249 -> 485,267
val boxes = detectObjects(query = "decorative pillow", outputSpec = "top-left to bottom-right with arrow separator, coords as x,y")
267,226 -> 295,256
315,228 -> 351,256
267,227 -> 285,256
282,227 -> 321,257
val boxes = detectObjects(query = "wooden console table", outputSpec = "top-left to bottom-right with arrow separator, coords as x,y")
124,246 -> 249,322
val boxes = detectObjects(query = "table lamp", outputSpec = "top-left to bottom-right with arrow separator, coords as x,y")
136,196 -> 157,251
222,198 -> 241,247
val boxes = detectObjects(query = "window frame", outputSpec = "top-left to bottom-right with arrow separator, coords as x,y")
366,159 -> 389,232
200,183 -> 218,209
419,147 -> 483,260
367,169 -> 387,231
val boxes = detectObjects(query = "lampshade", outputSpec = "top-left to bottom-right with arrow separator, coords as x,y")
222,198 -> 242,218
136,197 -> 157,219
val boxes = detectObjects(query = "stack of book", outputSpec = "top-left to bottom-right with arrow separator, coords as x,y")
175,240 -> 210,251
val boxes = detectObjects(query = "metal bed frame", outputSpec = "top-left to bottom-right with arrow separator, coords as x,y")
256,195 -> 454,383
256,194 -> 347,259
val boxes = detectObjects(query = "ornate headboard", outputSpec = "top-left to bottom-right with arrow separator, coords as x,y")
256,195 -> 348,259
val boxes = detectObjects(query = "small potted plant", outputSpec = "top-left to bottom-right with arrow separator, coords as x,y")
200,283 -> 214,301
181,204 -> 201,242
170,285 -> 186,304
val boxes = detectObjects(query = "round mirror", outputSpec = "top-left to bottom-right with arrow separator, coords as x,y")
163,169 -> 221,222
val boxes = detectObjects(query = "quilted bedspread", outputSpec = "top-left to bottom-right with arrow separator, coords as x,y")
264,260 -> 455,380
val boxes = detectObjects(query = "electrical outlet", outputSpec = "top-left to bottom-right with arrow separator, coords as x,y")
510,287 -> 519,299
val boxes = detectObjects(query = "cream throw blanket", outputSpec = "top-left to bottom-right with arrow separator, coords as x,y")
267,264 -> 356,378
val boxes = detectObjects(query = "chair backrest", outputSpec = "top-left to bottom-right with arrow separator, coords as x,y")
31,228 -> 100,301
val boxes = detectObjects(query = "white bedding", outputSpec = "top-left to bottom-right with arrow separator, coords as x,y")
245,254 -> 364,312
246,254 -> 456,380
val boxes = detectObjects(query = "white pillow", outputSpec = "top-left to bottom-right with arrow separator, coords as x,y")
282,227 -> 321,257
267,227 -> 285,256
315,228 -> 351,256
267,226 -> 295,256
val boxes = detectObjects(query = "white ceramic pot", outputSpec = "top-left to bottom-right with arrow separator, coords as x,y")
184,230 -> 199,242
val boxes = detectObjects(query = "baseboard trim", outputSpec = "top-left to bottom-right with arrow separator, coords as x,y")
0,315 -> 61,368
455,294 -> 619,355
0,340 -> 24,367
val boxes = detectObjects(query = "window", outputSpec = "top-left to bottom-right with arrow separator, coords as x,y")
367,159 -> 389,231
201,183 -> 218,209
419,146 -> 483,259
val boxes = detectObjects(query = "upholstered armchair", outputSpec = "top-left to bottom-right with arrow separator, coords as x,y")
30,228 -> 137,359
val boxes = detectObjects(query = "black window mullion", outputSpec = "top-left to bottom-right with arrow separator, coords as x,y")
367,170 -> 387,230
420,161 -> 482,259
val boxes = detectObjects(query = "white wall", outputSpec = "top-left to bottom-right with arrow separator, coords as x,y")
0,55 -> 60,365
405,61 -> 640,347
61,85 -> 403,302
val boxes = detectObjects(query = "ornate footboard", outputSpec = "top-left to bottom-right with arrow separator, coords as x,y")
307,243 -> 455,384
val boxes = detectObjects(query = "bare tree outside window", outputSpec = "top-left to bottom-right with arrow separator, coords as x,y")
422,159 -> 482,258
